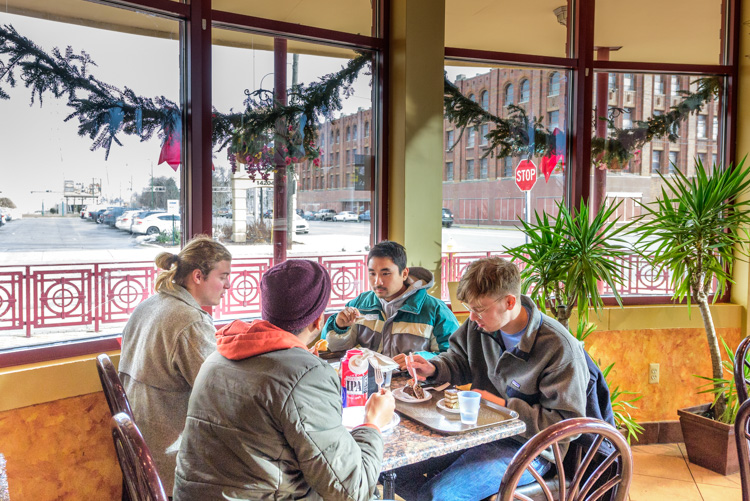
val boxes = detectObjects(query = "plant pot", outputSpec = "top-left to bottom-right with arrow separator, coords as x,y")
677,403 -> 739,475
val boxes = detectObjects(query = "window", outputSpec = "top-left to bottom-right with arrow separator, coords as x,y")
608,73 -> 617,92
467,128 -> 475,147
446,130 -> 454,150
481,90 -> 489,110
712,153 -> 718,168
446,161 -> 454,181
346,126 -> 351,141
624,73 -> 635,91
548,110 -> 559,130
504,84 -> 514,106
353,125 -> 358,140
622,108 -> 633,129
503,157 -> 514,177
651,150 -> 662,174
336,130 -> 340,143
469,93 -> 476,102
671,76 -> 680,97
520,80 -> 530,103
697,115 -> 707,138
548,72 -> 561,96
480,158 -> 488,179
480,124 -> 489,145
654,75 -> 665,95
346,150 -> 351,164
668,151 -> 679,174
364,121 -> 370,137
466,159 -> 475,180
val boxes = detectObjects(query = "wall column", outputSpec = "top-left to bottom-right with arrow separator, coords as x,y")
388,0 -> 445,293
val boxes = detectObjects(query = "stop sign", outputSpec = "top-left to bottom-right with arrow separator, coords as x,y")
515,159 -> 537,192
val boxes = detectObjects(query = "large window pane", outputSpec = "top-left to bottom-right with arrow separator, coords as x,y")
0,6 -> 182,349
442,63 -> 568,266
595,0 -> 723,64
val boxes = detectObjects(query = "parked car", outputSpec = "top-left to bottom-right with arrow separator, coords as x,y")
132,213 -> 180,235
302,211 -> 316,221
102,207 -> 134,227
115,210 -> 141,231
442,207 -> 454,228
334,211 -> 358,222
358,210 -> 371,222
294,215 -> 310,234
0,207 -> 12,222
215,208 -> 232,218
95,207 -> 115,224
315,209 -> 336,221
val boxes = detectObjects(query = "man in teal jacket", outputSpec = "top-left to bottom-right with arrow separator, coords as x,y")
323,240 -> 459,359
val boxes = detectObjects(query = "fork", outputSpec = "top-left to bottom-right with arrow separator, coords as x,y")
374,365 -> 384,393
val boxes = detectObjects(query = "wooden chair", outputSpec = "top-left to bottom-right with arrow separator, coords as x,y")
735,337 -> 750,404
735,399 -> 750,501
96,353 -> 134,418
97,353 -> 135,501
498,418 -> 633,501
111,412 -> 169,501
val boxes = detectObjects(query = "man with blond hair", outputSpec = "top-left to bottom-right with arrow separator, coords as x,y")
399,257 -> 593,501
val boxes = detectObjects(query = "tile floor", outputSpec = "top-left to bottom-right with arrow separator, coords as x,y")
629,443 -> 742,501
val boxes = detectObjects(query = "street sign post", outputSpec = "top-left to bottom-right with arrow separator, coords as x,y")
515,159 -> 538,245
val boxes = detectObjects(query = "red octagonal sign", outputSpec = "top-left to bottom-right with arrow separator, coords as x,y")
515,159 -> 537,192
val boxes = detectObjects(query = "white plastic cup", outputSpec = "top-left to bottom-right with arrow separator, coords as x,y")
383,369 -> 394,390
458,391 -> 482,425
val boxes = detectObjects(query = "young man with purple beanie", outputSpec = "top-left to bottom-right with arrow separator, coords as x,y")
173,259 -> 395,501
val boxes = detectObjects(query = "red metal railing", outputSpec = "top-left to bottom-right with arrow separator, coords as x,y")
0,252 -> 672,338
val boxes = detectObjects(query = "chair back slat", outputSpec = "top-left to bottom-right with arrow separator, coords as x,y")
111,412 -> 168,501
734,399 -> 750,501
96,353 -> 134,417
499,418 -> 632,501
736,337 -> 750,404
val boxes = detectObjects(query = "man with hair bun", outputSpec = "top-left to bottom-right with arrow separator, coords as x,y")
119,235 -> 232,494
174,259 -> 394,500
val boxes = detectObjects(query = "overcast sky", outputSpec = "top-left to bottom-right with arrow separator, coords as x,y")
0,10 -> 381,212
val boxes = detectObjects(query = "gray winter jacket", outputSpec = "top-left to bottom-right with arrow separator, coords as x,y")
174,319 -> 384,500
118,286 -> 216,494
429,295 -> 589,449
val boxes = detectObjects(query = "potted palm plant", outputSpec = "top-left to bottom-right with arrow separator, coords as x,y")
635,157 -> 750,475
508,200 -> 644,443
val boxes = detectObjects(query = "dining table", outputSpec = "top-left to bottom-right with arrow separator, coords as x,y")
378,375 -> 527,499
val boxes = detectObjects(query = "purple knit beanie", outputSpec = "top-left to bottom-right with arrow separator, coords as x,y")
260,259 -> 332,332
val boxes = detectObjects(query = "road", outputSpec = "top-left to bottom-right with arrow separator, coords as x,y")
0,216 -> 140,251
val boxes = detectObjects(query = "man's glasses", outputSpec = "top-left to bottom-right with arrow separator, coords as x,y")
461,296 -> 504,320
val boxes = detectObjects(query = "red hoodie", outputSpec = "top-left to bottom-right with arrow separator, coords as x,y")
215,319 -> 308,360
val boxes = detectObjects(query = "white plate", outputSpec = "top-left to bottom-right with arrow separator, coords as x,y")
341,406 -> 401,433
393,386 -> 432,403
436,398 -> 461,414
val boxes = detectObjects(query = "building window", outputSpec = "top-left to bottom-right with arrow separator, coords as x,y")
346,150 -> 351,164
504,84 -> 514,106
353,125 -> 358,140
336,130 -> 340,143
364,146 -> 369,155
548,110 -> 559,130
654,75 -> 665,95
670,76 -> 680,97
503,157 -> 514,177
364,121 -> 370,137
608,73 -> 617,92
697,115 -> 707,138
335,152 -> 340,164
622,108 -> 633,129
480,124 -> 489,145
712,153 -> 718,167
624,73 -> 635,91
480,158 -> 488,179
481,90 -> 489,110
467,128 -> 475,148
520,80 -> 530,103
469,93 -> 476,102
346,126 -> 351,141
446,130 -> 454,150
467,159 -> 475,180
652,150 -> 662,174
548,72 -> 561,96
446,161 -> 454,181
668,151 -> 679,174
698,153 -> 707,167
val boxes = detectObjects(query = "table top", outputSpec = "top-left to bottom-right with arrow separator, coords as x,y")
380,378 -> 526,471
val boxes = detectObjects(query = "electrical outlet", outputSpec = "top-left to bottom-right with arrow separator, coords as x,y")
649,363 -> 660,384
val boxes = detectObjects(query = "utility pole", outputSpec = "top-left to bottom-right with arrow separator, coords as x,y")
287,53 -> 299,249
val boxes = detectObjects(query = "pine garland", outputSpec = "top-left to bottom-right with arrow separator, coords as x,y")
0,22 -> 721,173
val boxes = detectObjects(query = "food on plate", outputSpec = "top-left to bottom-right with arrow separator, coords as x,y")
403,379 -> 425,399
313,339 -> 328,352
456,383 -> 472,391
443,389 -> 459,409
